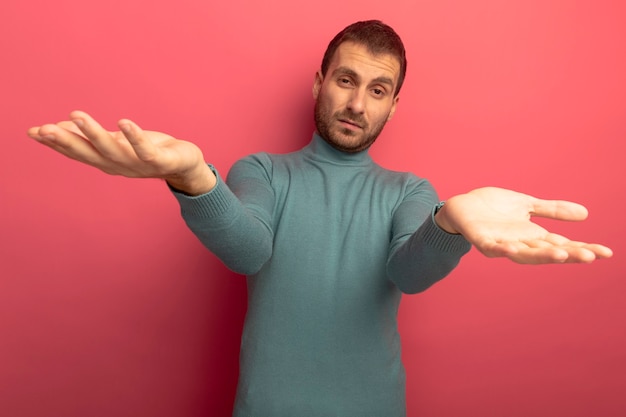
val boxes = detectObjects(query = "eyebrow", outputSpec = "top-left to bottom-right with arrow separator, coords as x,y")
331,66 -> 395,89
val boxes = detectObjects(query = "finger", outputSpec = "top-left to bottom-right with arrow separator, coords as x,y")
27,126 -> 43,139
57,120 -> 86,138
512,242 -> 608,263
531,199 -> 588,222
560,247 -> 597,263
524,234 -> 613,263
542,234 -> 614,259
28,123 -> 78,140
553,241 -> 613,260
524,239 -> 555,249
118,119 -> 159,163
503,244 -> 571,264
476,234 -> 612,264
582,243 -> 613,259
28,123 -> 108,168
478,239 -> 583,264
69,110 -> 121,159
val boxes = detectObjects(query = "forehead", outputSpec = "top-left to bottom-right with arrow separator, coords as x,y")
327,41 -> 401,85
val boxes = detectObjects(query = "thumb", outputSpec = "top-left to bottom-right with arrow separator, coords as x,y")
531,199 -> 589,222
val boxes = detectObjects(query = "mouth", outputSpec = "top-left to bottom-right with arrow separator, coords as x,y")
338,118 -> 363,129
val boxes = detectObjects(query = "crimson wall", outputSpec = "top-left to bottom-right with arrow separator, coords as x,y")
2,1 -> 624,416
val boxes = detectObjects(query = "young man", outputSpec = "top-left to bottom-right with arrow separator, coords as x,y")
28,20 -> 611,417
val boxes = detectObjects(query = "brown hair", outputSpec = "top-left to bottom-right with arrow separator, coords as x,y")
321,20 -> 407,96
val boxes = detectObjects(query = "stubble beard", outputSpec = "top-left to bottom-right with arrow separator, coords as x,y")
314,96 -> 388,154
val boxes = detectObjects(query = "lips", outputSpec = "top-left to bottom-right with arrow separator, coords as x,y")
338,118 -> 363,129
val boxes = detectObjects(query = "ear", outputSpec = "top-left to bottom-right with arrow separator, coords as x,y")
312,70 -> 323,100
387,95 -> 400,121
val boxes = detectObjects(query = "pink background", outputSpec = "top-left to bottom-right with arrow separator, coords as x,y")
1,0 -> 625,416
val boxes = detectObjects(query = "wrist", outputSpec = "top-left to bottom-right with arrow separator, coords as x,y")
434,201 -> 460,234
166,163 -> 217,196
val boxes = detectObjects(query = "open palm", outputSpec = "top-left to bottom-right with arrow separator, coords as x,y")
439,187 -> 613,264
28,111 -> 215,194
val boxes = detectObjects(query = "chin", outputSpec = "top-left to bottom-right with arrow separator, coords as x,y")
325,133 -> 374,153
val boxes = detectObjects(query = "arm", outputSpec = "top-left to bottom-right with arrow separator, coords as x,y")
387,184 -> 613,294
434,187 -> 613,264
27,111 -> 215,195
28,111 -> 274,274
171,155 -> 275,275
386,180 -> 472,294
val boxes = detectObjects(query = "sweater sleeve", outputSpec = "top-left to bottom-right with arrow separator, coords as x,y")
170,156 -> 275,275
386,179 -> 472,294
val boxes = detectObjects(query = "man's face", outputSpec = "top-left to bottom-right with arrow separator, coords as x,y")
313,41 -> 400,153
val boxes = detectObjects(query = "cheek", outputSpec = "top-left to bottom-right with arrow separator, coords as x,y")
322,86 -> 351,110
368,108 -> 390,125
370,101 -> 395,121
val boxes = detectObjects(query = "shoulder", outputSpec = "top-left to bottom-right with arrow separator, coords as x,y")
371,163 -> 436,195
227,152 -> 274,178
227,149 -> 303,185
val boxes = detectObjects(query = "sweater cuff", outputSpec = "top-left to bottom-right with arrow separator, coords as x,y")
417,207 -> 472,254
168,165 -> 237,220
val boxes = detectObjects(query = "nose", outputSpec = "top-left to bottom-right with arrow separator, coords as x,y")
347,88 -> 366,114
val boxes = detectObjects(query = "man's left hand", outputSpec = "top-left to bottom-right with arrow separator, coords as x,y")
434,187 -> 613,264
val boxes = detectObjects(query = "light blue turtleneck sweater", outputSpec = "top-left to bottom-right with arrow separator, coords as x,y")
172,134 -> 471,417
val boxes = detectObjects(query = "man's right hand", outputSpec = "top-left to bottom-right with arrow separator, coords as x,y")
27,110 -> 216,196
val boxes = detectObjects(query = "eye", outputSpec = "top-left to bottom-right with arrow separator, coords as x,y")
371,88 -> 386,98
338,77 -> 353,87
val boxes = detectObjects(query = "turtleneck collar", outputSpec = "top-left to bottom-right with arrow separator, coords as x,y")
302,133 -> 374,166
